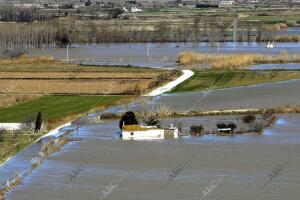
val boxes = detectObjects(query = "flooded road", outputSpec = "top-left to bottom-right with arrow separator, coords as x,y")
2,114 -> 300,200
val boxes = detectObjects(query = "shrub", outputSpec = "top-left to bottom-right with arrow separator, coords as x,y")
0,128 -> 6,142
286,20 -> 297,27
190,125 -> 204,136
263,109 -> 275,119
228,123 -> 237,131
216,123 -> 227,129
143,113 -> 160,127
21,115 -> 35,131
253,122 -> 264,133
275,35 -> 300,42
100,112 -> 119,120
119,111 -> 138,129
155,104 -> 172,118
243,114 -> 256,123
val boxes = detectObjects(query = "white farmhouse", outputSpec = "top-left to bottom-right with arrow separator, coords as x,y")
123,7 -> 129,12
121,125 -> 179,140
0,123 -> 22,131
219,0 -> 235,7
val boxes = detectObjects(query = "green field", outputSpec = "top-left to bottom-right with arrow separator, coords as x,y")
171,70 -> 300,93
0,95 -> 131,164
0,95 -> 124,122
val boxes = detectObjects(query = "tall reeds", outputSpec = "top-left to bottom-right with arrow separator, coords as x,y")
0,54 -> 58,65
179,51 -> 300,69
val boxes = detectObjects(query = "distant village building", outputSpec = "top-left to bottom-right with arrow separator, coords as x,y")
219,0 -> 235,7
123,6 -> 129,12
74,3 -> 86,8
131,6 -> 143,12
13,3 -> 43,8
247,0 -> 259,3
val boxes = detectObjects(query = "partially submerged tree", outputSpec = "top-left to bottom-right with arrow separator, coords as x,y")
243,114 -> 256,123
119,111 -> 138,129
228,123 -> 237,132
216,123 -> 227,129
190,125 -> 204,136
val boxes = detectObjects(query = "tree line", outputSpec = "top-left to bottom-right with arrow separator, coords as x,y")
81,20 -> 273,44
0,18 -> 283,55
0,6 -> 54,22
0,23 -> 57,54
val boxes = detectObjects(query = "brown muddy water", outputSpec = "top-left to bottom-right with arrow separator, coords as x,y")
1,113 -> 300,200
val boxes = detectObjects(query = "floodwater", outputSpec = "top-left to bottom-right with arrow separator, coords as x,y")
29,42 -> 300,66
2,76 -> 300,199
1,113 -> 300,200
2,39 -> 300,199
250,63 -> 300,70
109,78 -> 300,113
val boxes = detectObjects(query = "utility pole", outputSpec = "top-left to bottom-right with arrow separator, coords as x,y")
66,45 -> 69,63
233,18 -> 237,48
147,43 -> 150,57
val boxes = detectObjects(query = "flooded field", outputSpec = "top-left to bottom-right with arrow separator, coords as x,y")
3,36 -> 300,199
29,42 -> 300,65
2,75 -> 300,199
107,78 -> 300,113
1,113 -> 300,200
250,63 -> 300,70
